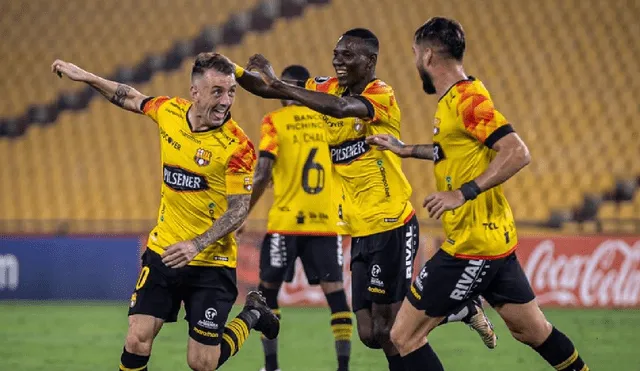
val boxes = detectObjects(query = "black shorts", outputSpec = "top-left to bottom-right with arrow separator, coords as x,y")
128,249 -> 238,345
350,215 -> 419,312
259,234 -> 344,285
408,249 -> 536,317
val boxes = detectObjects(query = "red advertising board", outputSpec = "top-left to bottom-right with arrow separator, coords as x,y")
515,236 -> 640,308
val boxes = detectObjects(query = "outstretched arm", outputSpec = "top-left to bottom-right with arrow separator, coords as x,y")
51,59 -> 148,113
249,157 -> 274,212
246,54 -> 371,119
235,67 -> 291,100
366,134 -> 434,160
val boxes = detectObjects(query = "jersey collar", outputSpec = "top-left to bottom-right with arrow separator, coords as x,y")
438,76 -> 476,102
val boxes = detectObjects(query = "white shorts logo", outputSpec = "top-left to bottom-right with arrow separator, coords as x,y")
270,234 -> 283,268
205,307 -> 217,321
371,264 -> 381,278
449,260 -> 487,301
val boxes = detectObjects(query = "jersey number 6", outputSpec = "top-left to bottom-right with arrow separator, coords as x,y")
301,147 -> 325,194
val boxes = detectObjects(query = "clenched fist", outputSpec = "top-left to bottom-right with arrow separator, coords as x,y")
51,59 -> 90,82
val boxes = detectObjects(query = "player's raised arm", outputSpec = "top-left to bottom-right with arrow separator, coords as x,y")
247,54 -> 371,119
51,59 -> 148,113
366,134 -> 434,160
234,64 -> 292,100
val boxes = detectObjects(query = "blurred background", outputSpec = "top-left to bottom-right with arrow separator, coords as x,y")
0,0 -> 638,370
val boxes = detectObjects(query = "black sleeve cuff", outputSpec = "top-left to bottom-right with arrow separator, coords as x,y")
139,96 -> 154,112
484,124 -> 515,149
351,95 -> 375,119
259,150 -> 276,160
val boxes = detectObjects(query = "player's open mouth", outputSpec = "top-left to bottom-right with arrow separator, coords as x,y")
210,107 -> 227,121
335,68 -> 348,78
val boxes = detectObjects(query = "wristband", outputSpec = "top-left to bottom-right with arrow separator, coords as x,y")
234,64 -> 245,78
459,180 -> 482,201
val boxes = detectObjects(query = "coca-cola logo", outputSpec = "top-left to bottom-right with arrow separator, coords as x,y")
523,239 -> 640,307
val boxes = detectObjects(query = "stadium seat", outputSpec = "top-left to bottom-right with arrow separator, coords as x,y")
0,0 -> 260,118
0,0 -> 637,232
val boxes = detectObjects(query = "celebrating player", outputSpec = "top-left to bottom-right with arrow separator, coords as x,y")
247,65 -> 352,371
51,53 -> 279,371
367,18 -> 590,371
233,28 -> 496,370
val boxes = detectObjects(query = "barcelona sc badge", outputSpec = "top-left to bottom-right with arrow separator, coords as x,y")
194,148 -> 212,167
243,176 -> 253,192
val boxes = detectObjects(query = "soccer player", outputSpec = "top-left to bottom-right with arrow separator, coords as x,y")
367,17 -> 590,371
233,28 -> 496,371
248,64 -> 352,371
51,53 -> 280,371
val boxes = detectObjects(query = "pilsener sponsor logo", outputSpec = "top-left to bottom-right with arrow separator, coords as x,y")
330,138 -> 370,164
163,165 -> 209,192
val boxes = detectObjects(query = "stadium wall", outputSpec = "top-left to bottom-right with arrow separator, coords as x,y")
1,234 -> 639,308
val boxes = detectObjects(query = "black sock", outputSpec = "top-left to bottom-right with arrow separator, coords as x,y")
216,312 -> 255,369
259,284 -> 281,371
385,354 -> 404,371
119,347 -> 149,371
326,290 -> 352,371
533,327 -> 589,371
402,343 -> 444,371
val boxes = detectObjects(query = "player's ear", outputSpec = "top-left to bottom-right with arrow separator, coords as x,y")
367,54 -> 378,71
424,47 -> 434,67
190,84 -> 197,101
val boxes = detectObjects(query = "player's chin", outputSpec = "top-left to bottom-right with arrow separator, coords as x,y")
336,75 -> 350,86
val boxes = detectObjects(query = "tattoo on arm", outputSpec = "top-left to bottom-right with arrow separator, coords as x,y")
193,195 -> 251,251
192,194 -> 250,252
110,84 -> 131,107
409,144 -> 434,160
249,157 -> 274,212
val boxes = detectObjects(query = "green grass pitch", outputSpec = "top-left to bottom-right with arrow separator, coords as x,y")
0,302 -> 633,370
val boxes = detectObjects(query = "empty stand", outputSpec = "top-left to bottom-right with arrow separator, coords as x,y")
0,0 -> 638,232
0,0 -> 259,118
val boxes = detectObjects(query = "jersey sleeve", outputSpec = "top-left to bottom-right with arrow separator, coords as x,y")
226,140 -> 257,195
140,96 -> 170,123
258,114 -> 279,159
457,91 -> 514,148
354,81 -> 396,123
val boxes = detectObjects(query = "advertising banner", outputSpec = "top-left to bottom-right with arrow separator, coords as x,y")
0,236 -> 141,300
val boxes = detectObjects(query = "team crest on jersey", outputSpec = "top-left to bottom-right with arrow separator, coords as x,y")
354,118 -> 364,134
433,117 -> 441,135
243,176 -> 253,192
194,148 -> 212,167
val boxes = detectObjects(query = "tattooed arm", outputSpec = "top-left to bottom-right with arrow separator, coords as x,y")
192,194 -> 251,251
51,59 -> 148,113
366,134 -> 434,160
